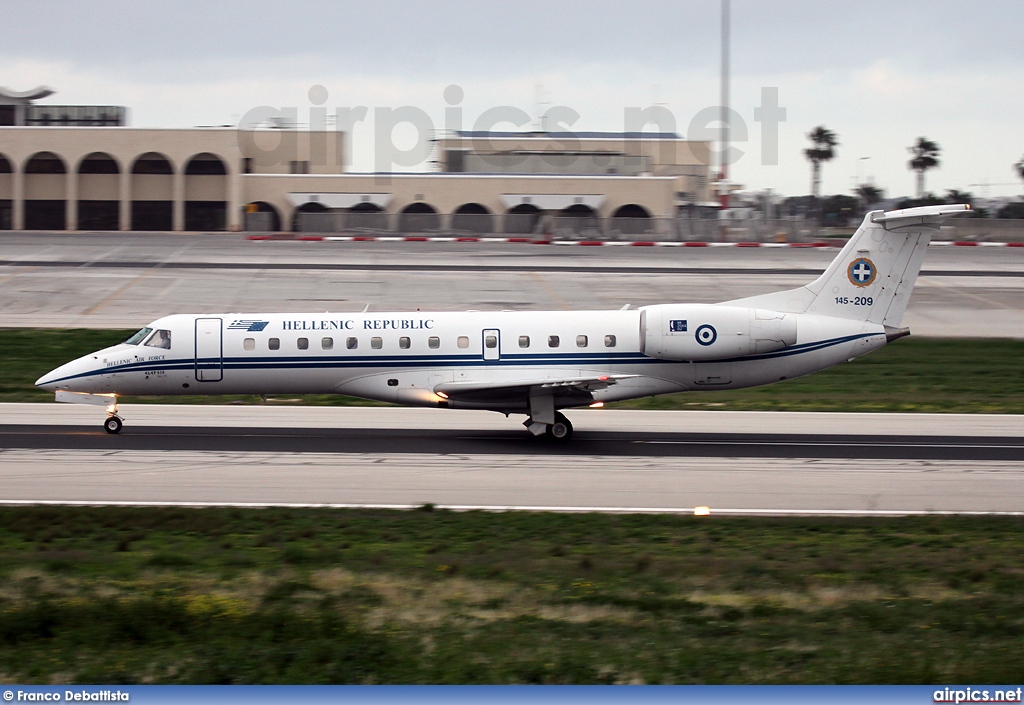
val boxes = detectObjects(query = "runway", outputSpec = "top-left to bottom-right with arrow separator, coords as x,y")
3,234 -> 1023,516
2,405 -> 1023,515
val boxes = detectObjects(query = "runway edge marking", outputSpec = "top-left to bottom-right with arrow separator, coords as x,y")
1,499 -> 1022,517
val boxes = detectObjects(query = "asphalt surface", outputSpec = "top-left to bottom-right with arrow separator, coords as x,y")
2,406 -> 1022,514
4,423 -> 1023,461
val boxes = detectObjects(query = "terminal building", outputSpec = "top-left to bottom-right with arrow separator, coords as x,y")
0,86 -> 713,235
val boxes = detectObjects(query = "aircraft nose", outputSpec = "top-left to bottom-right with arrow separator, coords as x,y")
36,367 -> 63,391
35,358 -> 85,391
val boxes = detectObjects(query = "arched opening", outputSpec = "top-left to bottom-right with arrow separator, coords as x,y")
291,201 -> 329,232
131,152 -> 174,231
451,203 -> 492,234
555,204 -> 601,239
398,202 -> 440,233
610,203 -> 654,235
185,153 -> 228,176
24,151 -> 67,230
504,203 -> 542,234
244,201 -> 281,232
560,204 -> 598,218
184,153 -> 227,231
612,204 -> 651,218
0,154 -> 12,230
77,152 -> 120,230
347,201 -> 387,231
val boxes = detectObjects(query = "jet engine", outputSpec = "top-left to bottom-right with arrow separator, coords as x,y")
640,304 -> 797,361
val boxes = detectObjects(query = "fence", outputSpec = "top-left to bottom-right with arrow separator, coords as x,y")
279,211 -> 1024,243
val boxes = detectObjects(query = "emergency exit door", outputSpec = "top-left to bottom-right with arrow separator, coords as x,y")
194,318 -> 223,382
482,329 -> 500,362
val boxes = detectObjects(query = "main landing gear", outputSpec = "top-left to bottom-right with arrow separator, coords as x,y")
547,412 -> 573,441
525,394 -> 574,442
524,411 -> 573,442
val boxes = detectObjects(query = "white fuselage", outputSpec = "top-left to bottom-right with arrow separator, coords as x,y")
38,307 -> 887,414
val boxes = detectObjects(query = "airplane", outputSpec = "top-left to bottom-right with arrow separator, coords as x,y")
35,203 -> 969,441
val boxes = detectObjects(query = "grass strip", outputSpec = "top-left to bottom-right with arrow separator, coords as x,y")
0,506 -> 1021,683
1,328 -> 1022,412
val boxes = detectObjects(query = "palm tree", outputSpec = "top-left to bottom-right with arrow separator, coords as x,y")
855,184 -> 884,207
804,126 -> 838,199
908,137 -> 941,198
945,189 -> 973,205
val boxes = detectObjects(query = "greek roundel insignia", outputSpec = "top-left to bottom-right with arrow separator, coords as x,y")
695,324 -> 717,346
847,258 -> 876,287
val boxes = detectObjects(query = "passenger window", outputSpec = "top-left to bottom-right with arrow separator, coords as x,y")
484,334 -> 497,349
519,335 -> 530,348
346,337 -> 358,350
297,337 -> 309,350
371,337 -> 383,349
145,329 -> 171,349
457,336 -> 470,349
322,337 -> 334,350
399,336 -> 411,349
576,335 -> 588,348
428,336 -> 440,349
269,338 -> 280,350
548,335 -> 560,348
243,338 -> 255,351
605,334 -> 617,348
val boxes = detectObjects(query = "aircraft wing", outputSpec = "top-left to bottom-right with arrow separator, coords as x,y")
434,374 -> 639,405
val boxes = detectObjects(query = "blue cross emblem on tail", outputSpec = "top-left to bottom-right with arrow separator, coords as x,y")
847,258 -> 876,287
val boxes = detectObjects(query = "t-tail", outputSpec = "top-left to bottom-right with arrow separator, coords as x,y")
725,203 -> 971,338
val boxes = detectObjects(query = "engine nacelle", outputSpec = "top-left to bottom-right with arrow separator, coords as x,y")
640,304 -> 797,361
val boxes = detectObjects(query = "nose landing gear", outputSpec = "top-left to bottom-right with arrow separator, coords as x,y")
104,398 -> 123,434
103,414 -> 123,434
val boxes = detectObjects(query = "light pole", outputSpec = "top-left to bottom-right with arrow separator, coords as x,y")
856,156 -> 871,187
719,0 -> 730,212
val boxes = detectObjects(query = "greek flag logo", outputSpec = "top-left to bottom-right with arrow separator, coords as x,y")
847,258 -> 877,287
228,319 -> 270,332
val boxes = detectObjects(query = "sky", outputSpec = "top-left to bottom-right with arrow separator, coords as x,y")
2,0 -> 1023,199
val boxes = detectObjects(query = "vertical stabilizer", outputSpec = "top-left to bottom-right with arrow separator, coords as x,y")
724,204 -> 970,327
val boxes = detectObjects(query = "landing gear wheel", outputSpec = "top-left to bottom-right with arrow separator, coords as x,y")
546,412 -> 573,442
104,416 -> 123,434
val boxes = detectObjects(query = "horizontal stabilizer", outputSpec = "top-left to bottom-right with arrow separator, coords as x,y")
871,203 -> 971,231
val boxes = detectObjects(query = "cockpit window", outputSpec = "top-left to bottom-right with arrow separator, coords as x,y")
144,329 -> 172,349
123,327 -> 153,345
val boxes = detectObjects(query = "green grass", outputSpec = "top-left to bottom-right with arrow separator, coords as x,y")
2,328 -> 1023,412
0,507 -> 1022,683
